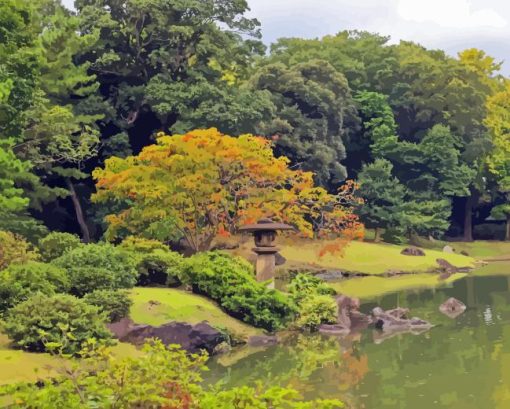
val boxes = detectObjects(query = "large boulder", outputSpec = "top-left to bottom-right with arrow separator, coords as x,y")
118,320 -> 227,354
400,247 -> 425,256
439,297 -> 466,319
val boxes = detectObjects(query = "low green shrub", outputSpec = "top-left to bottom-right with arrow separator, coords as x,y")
2,340 -> 344,408
2,293 -> 112,355
53,243 -> 138,296
37,232 -> 82,262
0,262 -> 69,313
287,273 -> 336,304
83,290 -> 132,322
180,252 -> 296,331
120,237 -> 184,286
295,295 -> 338,331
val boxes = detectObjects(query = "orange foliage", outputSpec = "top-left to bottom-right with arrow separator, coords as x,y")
93,128 -> 362,252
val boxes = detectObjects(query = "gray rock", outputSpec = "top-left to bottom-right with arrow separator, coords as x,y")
442,245 -> 455,253
318,324 -> 350,335
439,297 -> 466,319
400,247 -> 425,256
247,335 -> 278,347
120,321 -> 227,354
372,307 -> 432,332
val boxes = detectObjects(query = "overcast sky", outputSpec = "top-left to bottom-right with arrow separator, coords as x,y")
62,0 -> 510,73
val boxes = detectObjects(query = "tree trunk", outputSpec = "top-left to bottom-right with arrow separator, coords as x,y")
374,227 -> 381,242
463,193 -> 474,242
506,214 -> 510,242
66,179 -> 91,243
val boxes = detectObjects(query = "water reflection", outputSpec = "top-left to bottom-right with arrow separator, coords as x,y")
206,275 -> 510,409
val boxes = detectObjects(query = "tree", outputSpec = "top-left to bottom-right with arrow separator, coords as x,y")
485,83 -> 510,240
250,60 -> 358,187
93,128 -> 362,252
75,0 -> 264,150
356,159 -> 406,242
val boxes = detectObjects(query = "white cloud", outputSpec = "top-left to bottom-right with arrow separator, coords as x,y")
397,0 -> 507,28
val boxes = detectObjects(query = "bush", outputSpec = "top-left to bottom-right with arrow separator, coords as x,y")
0,262 -> 70,313
2,340 -> 344,409
53,243 -> 138,296
119,237 -> 183,286
83,290 -> 132,322
381,227 -> 407,244
179,252 -> 296,331
2,293 -> 112,355
287,273 -> 336,304
474,223 -> 506,240
37,232 -> 82,262
295,295 -> 338,331
0,231 -> 39,270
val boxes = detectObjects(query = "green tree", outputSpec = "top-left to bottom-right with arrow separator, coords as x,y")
356,159 -> 406,242
250,60 -> 358,187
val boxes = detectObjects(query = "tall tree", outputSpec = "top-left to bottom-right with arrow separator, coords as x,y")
250,60 -> 359,187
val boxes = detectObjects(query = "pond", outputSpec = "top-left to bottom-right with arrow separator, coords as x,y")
205,266 -> 510,408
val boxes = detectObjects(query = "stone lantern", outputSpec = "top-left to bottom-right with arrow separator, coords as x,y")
238,218 -> 295,282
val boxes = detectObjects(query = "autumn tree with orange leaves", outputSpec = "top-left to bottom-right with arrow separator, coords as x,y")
93,128 -> 363,253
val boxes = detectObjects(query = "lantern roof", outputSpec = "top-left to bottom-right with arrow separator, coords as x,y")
238,218 -> 295,233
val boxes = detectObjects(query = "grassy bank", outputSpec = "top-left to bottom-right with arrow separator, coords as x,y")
230,237 -> 475,275
129,288 -> 262,339
329,273 -> 468,300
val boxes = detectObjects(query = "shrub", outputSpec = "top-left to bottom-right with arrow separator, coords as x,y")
180,252 -> 296,331
295,295 -> 338,331
287,273 -> 336,304
3,340 -> 344,409
473,223 -> 506,240
53,243 -> 138,296
119,237 -> 184,286
37,232 -> 82,262
83,290 -> 132,322
0,262 -> 70,313
0,231 -> 39,270
2,293 -> 112,355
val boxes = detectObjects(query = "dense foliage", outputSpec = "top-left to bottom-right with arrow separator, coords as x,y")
179,252 -> 296,331
83,289 -> 132,323
93,128 -> 363,252
0,261 -> 69,313
0,0 -> 508,242
2,293 -> 112,354
2,340 -> 344,408
53,243 -> 138,296
37,232 -> 82,262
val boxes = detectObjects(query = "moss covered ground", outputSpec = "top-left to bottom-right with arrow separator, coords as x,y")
129,287 -> 262,339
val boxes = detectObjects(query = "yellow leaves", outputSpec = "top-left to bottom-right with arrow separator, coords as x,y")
94,128 -> 362,250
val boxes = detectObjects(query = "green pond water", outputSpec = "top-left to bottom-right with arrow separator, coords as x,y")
205,267 -> 510,409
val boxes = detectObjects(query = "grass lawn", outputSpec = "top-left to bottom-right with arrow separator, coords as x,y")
471,261 -> 510,276
329,273 -> 468,300
129,287 -> 262,339
0,334 -> 139,386
446,241 -> 510,260
274,239 -> 474,275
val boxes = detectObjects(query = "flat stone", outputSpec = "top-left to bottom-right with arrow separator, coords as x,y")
401,247 -> 425,256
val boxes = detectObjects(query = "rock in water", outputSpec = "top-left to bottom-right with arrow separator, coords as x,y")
247,335 -> 278,347
372,307 -> 432,332
439,297 -> 466,319
400,247 -> 425,256
120,321 -> 227,354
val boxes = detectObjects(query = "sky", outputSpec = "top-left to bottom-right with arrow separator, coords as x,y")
62,0 -> 510,73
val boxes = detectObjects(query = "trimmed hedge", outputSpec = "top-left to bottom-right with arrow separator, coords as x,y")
179,252 -> 296,331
